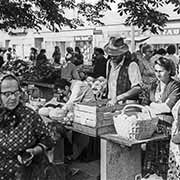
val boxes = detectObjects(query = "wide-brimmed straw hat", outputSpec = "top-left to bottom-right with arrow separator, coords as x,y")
104,37 -> 129,56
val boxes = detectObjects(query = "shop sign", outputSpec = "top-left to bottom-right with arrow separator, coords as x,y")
108,28 -> 180,38
74,35 -> 93,41
158,28 -> 180,36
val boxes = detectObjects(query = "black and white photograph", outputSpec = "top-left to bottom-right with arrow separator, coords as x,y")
0,0 -> 180,179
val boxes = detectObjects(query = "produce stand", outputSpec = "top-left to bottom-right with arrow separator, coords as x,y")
100,133 -> 168,180
37,98 -> 168,180
24,81 -> 54,101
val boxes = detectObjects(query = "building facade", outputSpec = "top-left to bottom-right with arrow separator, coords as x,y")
1,19 -> 180,64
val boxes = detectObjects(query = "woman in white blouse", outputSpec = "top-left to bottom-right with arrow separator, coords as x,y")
143,56 -> 180,179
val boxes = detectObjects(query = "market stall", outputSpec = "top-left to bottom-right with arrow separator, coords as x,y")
1,58 -> 170,180
100,134 -> 168,180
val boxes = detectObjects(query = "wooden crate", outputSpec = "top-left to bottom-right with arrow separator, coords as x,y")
74,100 -> 125,128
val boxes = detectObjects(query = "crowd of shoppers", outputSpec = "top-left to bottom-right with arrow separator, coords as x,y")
1,38 -> 180,180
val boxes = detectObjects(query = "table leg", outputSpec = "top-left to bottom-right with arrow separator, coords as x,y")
101,139 -> 141,180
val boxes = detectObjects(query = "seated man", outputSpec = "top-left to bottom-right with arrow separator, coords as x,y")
55,78 -> 95,111
104,37 -> 142,106
55,78 -> 96,160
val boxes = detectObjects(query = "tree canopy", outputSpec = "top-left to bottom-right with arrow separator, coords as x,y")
116,0 -> 180,34
0,0 -> 112,32
0,0 -> 180,33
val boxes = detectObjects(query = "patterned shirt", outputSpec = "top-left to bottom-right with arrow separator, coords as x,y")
0,103 -> 54,179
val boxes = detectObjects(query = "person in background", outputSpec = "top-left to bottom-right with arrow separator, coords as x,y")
12,48 -> 17,60
56,78 -> 95,161
104,37 -> 142,106
52,46 -> 61,65
150,48 -> 167,70
92,48 -> 107,78
142,57 -> 180,179
73,46 -> 84,66
0,73 -> 54,179
136,43 -> 144,61
61,48 -> 80,81
65,47 -> 74,63
138,44 -> 156,104
157,48 -> 166,56
59,78 -> 95,111
0,48 -> 5,68
36,49 -> 48,67
29,47 -> 38,66
4,47 -> 12,62
166,44 -> 179,75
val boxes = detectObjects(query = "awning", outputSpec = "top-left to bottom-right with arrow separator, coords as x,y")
146,35 -> 180,44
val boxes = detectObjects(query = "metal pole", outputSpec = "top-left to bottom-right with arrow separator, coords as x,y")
131,24 -> 135,52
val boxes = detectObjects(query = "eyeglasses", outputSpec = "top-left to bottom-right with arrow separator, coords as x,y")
1,90 -> 20,98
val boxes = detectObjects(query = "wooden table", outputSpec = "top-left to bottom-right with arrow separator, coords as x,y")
100,133 -> 168,180
66,122 -> 116,137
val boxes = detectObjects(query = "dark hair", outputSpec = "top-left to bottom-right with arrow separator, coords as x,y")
156,48 -> 166,55
54,79 -> 71,90
142,44 -> 153,54
7,47 -> 12,52
167,44 -> 176,55
39,49 -> 46,54
0,74 -> 22,91
154,56 -> 176,76
66,47 -> 73,53
94,48 -> 104,55
75,47 -> 81,54
30,47 -> 37,53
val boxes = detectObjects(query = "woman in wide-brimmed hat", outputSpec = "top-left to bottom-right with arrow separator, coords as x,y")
104,37 -> 142,106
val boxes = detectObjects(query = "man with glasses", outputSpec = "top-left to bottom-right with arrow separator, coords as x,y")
104,37 -> 142,106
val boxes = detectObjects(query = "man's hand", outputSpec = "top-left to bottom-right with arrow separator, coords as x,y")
106,97 -> 117,107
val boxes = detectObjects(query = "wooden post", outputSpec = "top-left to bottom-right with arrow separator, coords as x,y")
101,138 -> 141,180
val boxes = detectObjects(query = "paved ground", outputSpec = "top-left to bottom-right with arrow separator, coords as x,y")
67,160 -> 100,180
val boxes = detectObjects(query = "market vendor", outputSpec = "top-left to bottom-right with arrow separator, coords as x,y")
142,57 -> 180,179
61,47 -> 80,81
104,37 -> 142,106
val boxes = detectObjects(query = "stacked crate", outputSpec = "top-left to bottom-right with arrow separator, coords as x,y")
73,100 -> 125,136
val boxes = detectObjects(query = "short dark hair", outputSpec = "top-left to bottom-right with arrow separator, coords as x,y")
156,48 -> 166,55
155,56 -> 176,76
54,79 -> 71,90
94,48 -> 104,55
75,47 -> 81,53
31,47 -> 37,53
167,44 -> 176,55
40,49 -> 46,54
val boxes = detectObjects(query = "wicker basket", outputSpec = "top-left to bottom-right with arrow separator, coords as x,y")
113,104 -> 159,140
